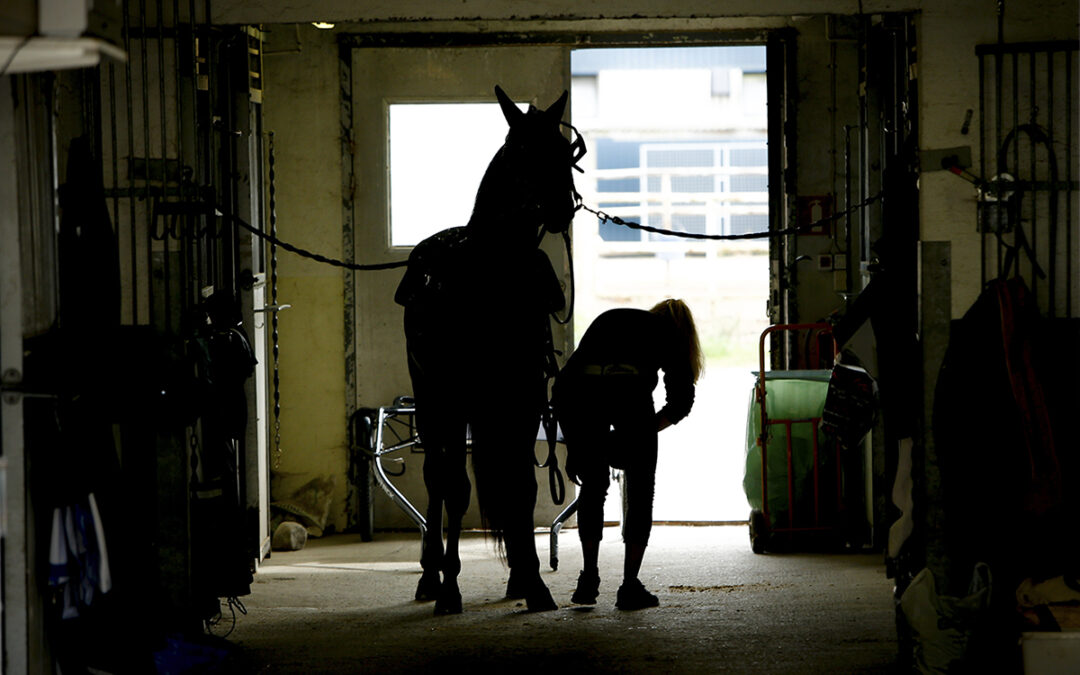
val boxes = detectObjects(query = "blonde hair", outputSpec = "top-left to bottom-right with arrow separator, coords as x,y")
649,298 -> 705,383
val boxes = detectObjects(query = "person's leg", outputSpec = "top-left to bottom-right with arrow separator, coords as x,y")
616,411 -> 659,610
562,398 -> 610,604
572,461 -> 609,604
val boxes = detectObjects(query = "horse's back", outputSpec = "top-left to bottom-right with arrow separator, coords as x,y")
394,226 -> 469,310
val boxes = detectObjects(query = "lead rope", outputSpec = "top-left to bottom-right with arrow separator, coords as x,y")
269,132 -> 283,470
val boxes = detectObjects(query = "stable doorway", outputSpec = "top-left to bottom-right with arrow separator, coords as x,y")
568,46 -> 772,523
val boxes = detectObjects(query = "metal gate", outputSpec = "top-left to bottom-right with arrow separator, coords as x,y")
93,0 -> 270,621
99,3 -> 264,329
978,40 -> 1079,318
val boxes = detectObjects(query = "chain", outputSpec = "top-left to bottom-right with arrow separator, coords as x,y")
229,212 -> 407,271
269,132 -> 283,470
577,191 -> 883,242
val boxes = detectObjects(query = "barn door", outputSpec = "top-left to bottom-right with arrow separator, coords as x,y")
343,43 -> 572,532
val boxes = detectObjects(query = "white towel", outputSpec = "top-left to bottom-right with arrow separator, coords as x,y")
87,493 -> 112,594
48,508 -> 69,586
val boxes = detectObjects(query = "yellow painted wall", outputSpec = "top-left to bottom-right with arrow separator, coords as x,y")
262,26 -> 350,532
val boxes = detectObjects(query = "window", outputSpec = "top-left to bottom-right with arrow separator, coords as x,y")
388,102 -> 523,247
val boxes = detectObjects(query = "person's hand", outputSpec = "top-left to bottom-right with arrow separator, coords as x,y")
565,454 -> 581,485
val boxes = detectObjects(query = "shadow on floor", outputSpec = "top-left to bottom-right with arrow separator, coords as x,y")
221,525 -> 899,674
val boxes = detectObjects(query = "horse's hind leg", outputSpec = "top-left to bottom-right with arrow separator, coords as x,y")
434,445 -> 470,615
475,410 -> 558,612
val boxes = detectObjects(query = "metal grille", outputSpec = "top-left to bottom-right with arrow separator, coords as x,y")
98,0 -> 242,334
592,141 -> 769,243
978,40 -> 1080,318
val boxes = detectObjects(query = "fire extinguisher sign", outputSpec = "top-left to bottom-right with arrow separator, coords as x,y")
796,195 -> 834,235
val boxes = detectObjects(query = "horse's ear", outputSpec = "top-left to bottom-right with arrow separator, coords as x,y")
494,85 -> 524,126
544,90 -> 569,124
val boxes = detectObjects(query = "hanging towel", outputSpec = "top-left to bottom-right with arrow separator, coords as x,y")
48,508 -> 70,587
87,493 -> 112,594
47,494 -> 113,619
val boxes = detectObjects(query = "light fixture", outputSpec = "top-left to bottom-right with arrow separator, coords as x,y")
311,22 -> 335,30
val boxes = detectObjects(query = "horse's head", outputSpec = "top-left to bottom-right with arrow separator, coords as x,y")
467,86 -> 583,246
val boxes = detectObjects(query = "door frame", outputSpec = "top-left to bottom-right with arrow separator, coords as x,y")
337,27 -> 799,530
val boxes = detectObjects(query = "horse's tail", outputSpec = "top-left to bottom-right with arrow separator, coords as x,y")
470,443 -> 510,559
469,409 -> 544,561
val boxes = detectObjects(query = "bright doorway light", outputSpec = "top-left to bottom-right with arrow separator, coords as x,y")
569,45 -> 770,523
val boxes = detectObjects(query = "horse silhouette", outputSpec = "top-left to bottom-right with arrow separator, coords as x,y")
394,86 -> 579,614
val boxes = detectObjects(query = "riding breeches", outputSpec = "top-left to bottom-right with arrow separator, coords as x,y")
554,374 -> 658,546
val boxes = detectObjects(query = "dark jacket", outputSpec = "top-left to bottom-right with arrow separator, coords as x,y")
558,308 -> 695,425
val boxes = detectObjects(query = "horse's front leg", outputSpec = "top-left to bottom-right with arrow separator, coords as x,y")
434,445 -> 470,615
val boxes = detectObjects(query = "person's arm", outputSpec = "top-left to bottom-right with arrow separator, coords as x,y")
656,369 -> 694,432
656,414 -> 673,432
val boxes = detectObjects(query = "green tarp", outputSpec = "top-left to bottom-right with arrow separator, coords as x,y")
743,374 -> 833,518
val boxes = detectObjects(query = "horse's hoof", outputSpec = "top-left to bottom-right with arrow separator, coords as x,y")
525,583 -> 558,612
505,573 -> 527,600
416,572 -> 441,602
434,589 -> 463,615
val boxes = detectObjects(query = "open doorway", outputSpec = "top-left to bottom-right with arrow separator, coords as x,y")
568,46 -> 771,523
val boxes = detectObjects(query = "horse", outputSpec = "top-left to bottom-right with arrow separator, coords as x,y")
393,85 -> 580,614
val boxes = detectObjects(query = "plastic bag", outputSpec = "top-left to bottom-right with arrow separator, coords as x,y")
900,563 -> 992,673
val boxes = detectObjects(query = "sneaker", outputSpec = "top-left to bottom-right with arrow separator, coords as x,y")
571,571 -> 600,605
615,578 -> 659,610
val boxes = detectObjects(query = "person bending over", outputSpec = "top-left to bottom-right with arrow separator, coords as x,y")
553,299 -> 704,610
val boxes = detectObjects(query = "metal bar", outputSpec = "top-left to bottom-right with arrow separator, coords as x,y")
979,52 -> 987,286
975,40 -> 1080,56
108,63 -> 119,282
995,18 -> 1004,279
1010,50 -> 1019,281
158,0 -> 171,333
550,497 -> 579,571
835,438 -> 844,514
811,418 -> 820,526
845,124 -> 854,294
192,0 -> 204,295
784,420 -> 795,527
141,0 -> 154,327
124,2 -> 138,324
1029,51 -> 1038,307
206,0 -> 217,292
1068,51 -> 1074,316
373,408 -> 427,534
174,0 -> 189,315
340,29 -> 777,50
1046,50 -> 1055,317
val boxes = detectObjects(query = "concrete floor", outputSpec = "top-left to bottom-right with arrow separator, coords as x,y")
222,525 -> 900,674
